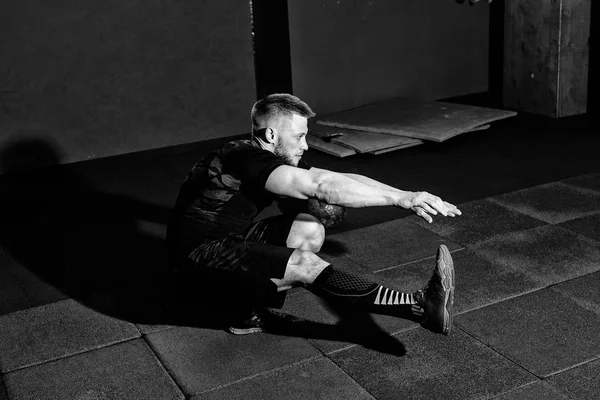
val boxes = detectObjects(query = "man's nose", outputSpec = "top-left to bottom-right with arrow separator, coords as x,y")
300,136 -> 309,151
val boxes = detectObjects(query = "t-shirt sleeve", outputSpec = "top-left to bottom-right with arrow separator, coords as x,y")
224,146 -> 285,189
224,143 -> 313,190
297,158 -> 311,171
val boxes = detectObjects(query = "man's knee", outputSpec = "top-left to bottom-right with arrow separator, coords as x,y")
281,249 -> 329,286
304,215 -> 325,252
287,213 -> 325,252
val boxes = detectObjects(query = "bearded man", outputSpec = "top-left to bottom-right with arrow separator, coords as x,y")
167,93 -> 461,335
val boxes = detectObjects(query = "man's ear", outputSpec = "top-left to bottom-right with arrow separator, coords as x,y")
265,127 -> 276,144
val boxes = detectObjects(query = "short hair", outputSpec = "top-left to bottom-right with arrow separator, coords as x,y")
251,93 -> 315,134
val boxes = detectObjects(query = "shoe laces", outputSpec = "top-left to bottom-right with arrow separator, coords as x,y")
242,310 -> 264,327
424,268 -> 444,296
414,289 -> 425,307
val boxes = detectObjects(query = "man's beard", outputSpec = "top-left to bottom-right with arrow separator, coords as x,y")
274,140 -> 297,166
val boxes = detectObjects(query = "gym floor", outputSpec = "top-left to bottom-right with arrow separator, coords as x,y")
0,94 -> 599,399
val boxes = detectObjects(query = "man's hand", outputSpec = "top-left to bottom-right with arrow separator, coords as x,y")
402,191 -> 462,223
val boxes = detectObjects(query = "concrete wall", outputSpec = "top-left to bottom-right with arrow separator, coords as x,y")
288,0 -> 490,114
0,0 -> 256,172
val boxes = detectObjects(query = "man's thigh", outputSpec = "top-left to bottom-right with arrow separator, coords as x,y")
244,214 -> 297,247
180,217 -> 298,312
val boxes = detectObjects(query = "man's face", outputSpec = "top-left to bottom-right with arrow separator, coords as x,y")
273,114 -> 309,167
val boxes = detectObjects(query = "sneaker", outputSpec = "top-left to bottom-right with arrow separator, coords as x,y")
416,244 -> 455,335
227,309 -> 304,335
227,309 -> 264,335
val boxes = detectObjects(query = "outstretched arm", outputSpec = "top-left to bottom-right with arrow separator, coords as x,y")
341,172 -> 461,222
265,165 -> 461,222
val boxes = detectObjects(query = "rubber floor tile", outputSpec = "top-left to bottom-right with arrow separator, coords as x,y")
406,199 -> 547,246
552,271 -> 600,317
491,381 -> 567,400
556,213 -> 600,243
0,379 -> 7,400
281,290 -> 416,355
328,218 -> 463,271
3,339 -> 184,400
377,249 -> 541,315
2,220 -> 167,309
456,288 -> 600,378
470,225 -> 600,286
136,323 -> 176,335
488,182 -> 600,224
545,358 -> 600,399
329,328 -> 536,400
2,254 -> 68,308
0,249 -> 29,316
145,326 -> 320,396
0,299 -> 140,373
191,357 -> 374,400
561,172 -> 600,192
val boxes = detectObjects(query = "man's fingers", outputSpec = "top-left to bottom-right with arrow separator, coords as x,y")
413,206 -> 433,223
420,202 -> 438,216
444,201 -> 462,216
412,193 -> 462,221
415,192 -> 447,216
428,197 -> 449,217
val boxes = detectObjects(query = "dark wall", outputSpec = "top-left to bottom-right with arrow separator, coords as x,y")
287,0 -> 490,114
0,0 -> 256,172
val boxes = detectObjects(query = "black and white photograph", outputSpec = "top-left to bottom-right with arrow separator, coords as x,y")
0,0 -> 598,399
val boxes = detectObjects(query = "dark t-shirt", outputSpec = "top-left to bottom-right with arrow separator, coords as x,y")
167,138 -> 310,255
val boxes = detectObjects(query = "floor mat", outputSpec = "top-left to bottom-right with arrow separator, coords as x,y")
316,97 -> 517,142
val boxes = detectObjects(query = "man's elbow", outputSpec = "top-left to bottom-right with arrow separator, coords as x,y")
311,171 -> 337,203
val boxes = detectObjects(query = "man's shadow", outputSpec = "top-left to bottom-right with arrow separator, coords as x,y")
0,138 -> 405,356
0,137 -> 186,325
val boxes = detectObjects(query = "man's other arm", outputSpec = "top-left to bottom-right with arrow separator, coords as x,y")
265,165 -> 460,220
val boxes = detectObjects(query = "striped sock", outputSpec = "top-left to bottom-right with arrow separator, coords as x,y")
311,266 -> 423,320
373,287 -> 417,306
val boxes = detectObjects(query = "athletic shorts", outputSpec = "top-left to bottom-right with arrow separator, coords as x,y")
173,214 -> 297,313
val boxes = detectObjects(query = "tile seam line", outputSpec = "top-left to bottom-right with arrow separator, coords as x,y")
484,379 -> 545,400
454,286 -> 547,316
485,197 -> 551,224
458,288 -> 600,379
455,269 -> 600,318
1,335 -> 140,375
402,213 -> 551,249
454,325 -> 542,380
559,181 -> 600,196
140,335 -> 187,399
323,354 -> 378,400
0,250 -> 34,308
467,223 -> 564,252
487,189 -> 600,224
540,354 -> 600,379
190,354 -> 323,397
455,223 -> 547,248
323,323 -> 423,357
371,247 -> 467,274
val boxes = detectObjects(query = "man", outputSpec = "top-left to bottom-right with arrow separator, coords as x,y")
167,93 -> 461,336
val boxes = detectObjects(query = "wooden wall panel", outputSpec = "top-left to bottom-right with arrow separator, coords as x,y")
503,0 -> 591,117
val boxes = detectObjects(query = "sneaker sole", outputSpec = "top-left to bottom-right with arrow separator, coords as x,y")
227,326 -> 263,335
438,245 -> 455,335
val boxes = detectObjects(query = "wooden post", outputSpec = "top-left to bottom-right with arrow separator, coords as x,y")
503,0 -> 591,117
